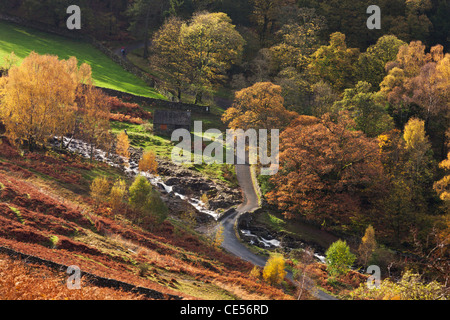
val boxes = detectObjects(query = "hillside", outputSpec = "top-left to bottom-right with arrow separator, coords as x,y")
0,0 -> 448,303
0,137 -> 293,300
0,20 -> 164,99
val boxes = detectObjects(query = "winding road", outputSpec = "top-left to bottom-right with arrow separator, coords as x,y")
221,163 -> 339,300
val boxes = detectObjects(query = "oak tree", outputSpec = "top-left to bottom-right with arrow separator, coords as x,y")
222,82 -> 296,131
266,113 -> 385,230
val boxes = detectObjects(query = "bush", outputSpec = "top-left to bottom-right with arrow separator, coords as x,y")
213,225 -> 225,248
90,176 -> 110,206
129,175 -> 152,210
350,270 -> 448,300
146,190 -> 168,225
249,266 -> 261,279
109,179 -> 127,216
128,175 -> 167,225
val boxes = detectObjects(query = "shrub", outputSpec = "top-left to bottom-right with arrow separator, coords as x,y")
200,193 -> 209,207
350,270 -> 448,300
8,205 -> 25,225
109,179 -> 127,216
250,266 -> 261,279
138,263 -> 151,277
49,235 -> 59,248
90,176 -> 110,206
129,175 -> 152,210
128,175 -> 167,225
213,225 -> 225,248
146,190 -> 168,225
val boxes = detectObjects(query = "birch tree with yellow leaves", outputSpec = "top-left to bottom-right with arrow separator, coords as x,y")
0,53 -> 80,150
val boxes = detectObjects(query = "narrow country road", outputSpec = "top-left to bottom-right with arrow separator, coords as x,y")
221,163 -> 339,301
221,163 -> 266,266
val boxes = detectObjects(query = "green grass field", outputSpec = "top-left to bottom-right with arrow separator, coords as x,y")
0,20 -> 165,99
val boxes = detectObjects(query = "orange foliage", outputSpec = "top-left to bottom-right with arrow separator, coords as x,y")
139,151 -> 158,175
0,254 -> 146,300
267,113 -> 385,229
222,82 -> 297,131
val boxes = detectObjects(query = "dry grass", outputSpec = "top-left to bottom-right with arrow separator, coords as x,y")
0,254 -> 147,300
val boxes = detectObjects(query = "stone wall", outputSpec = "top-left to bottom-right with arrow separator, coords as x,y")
100,87 -> 211,113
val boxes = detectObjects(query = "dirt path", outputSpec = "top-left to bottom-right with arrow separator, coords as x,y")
113,41 -> 147,59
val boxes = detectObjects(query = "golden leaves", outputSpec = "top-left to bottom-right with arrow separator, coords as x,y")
0,52 -> 96,150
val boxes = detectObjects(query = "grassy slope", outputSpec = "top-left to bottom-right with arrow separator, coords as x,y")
0,20 -> 165,99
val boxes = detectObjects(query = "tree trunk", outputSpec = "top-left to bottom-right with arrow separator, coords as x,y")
194,91 -> 203,105
143,5 -> 152,59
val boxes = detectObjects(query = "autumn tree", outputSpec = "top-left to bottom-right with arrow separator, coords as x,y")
139,150 -> 158,175
116,131 -> 130,163
222,82 -> 296,131
358,225 -> 377,266
76,86 -> 111,160
180,12 -> 246,103
434,152 -> 450,205
266,114 -> 385,230
274,67 -> 313,113
350,270 -> 448,300
0,52 -> 18,77
213,225 -> 225,248
152,12 -> 245,103
129,175 -> 152,210
325,240 -> 356,277
270,7 -> 326,73
292,247 -> 316,300
0,53 -> 82,151
403,118 -> 435,186
146,189 -> 168,225
262,253 -> 287,285
309,81 -> 339,117
376,120 -> 438,245
380,42 -> 449,159
333,81 -> 394,137
128,175 -> 167,225
151,16 -> 188,100
309,32 -> 360,92
357,35 -> 406,90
